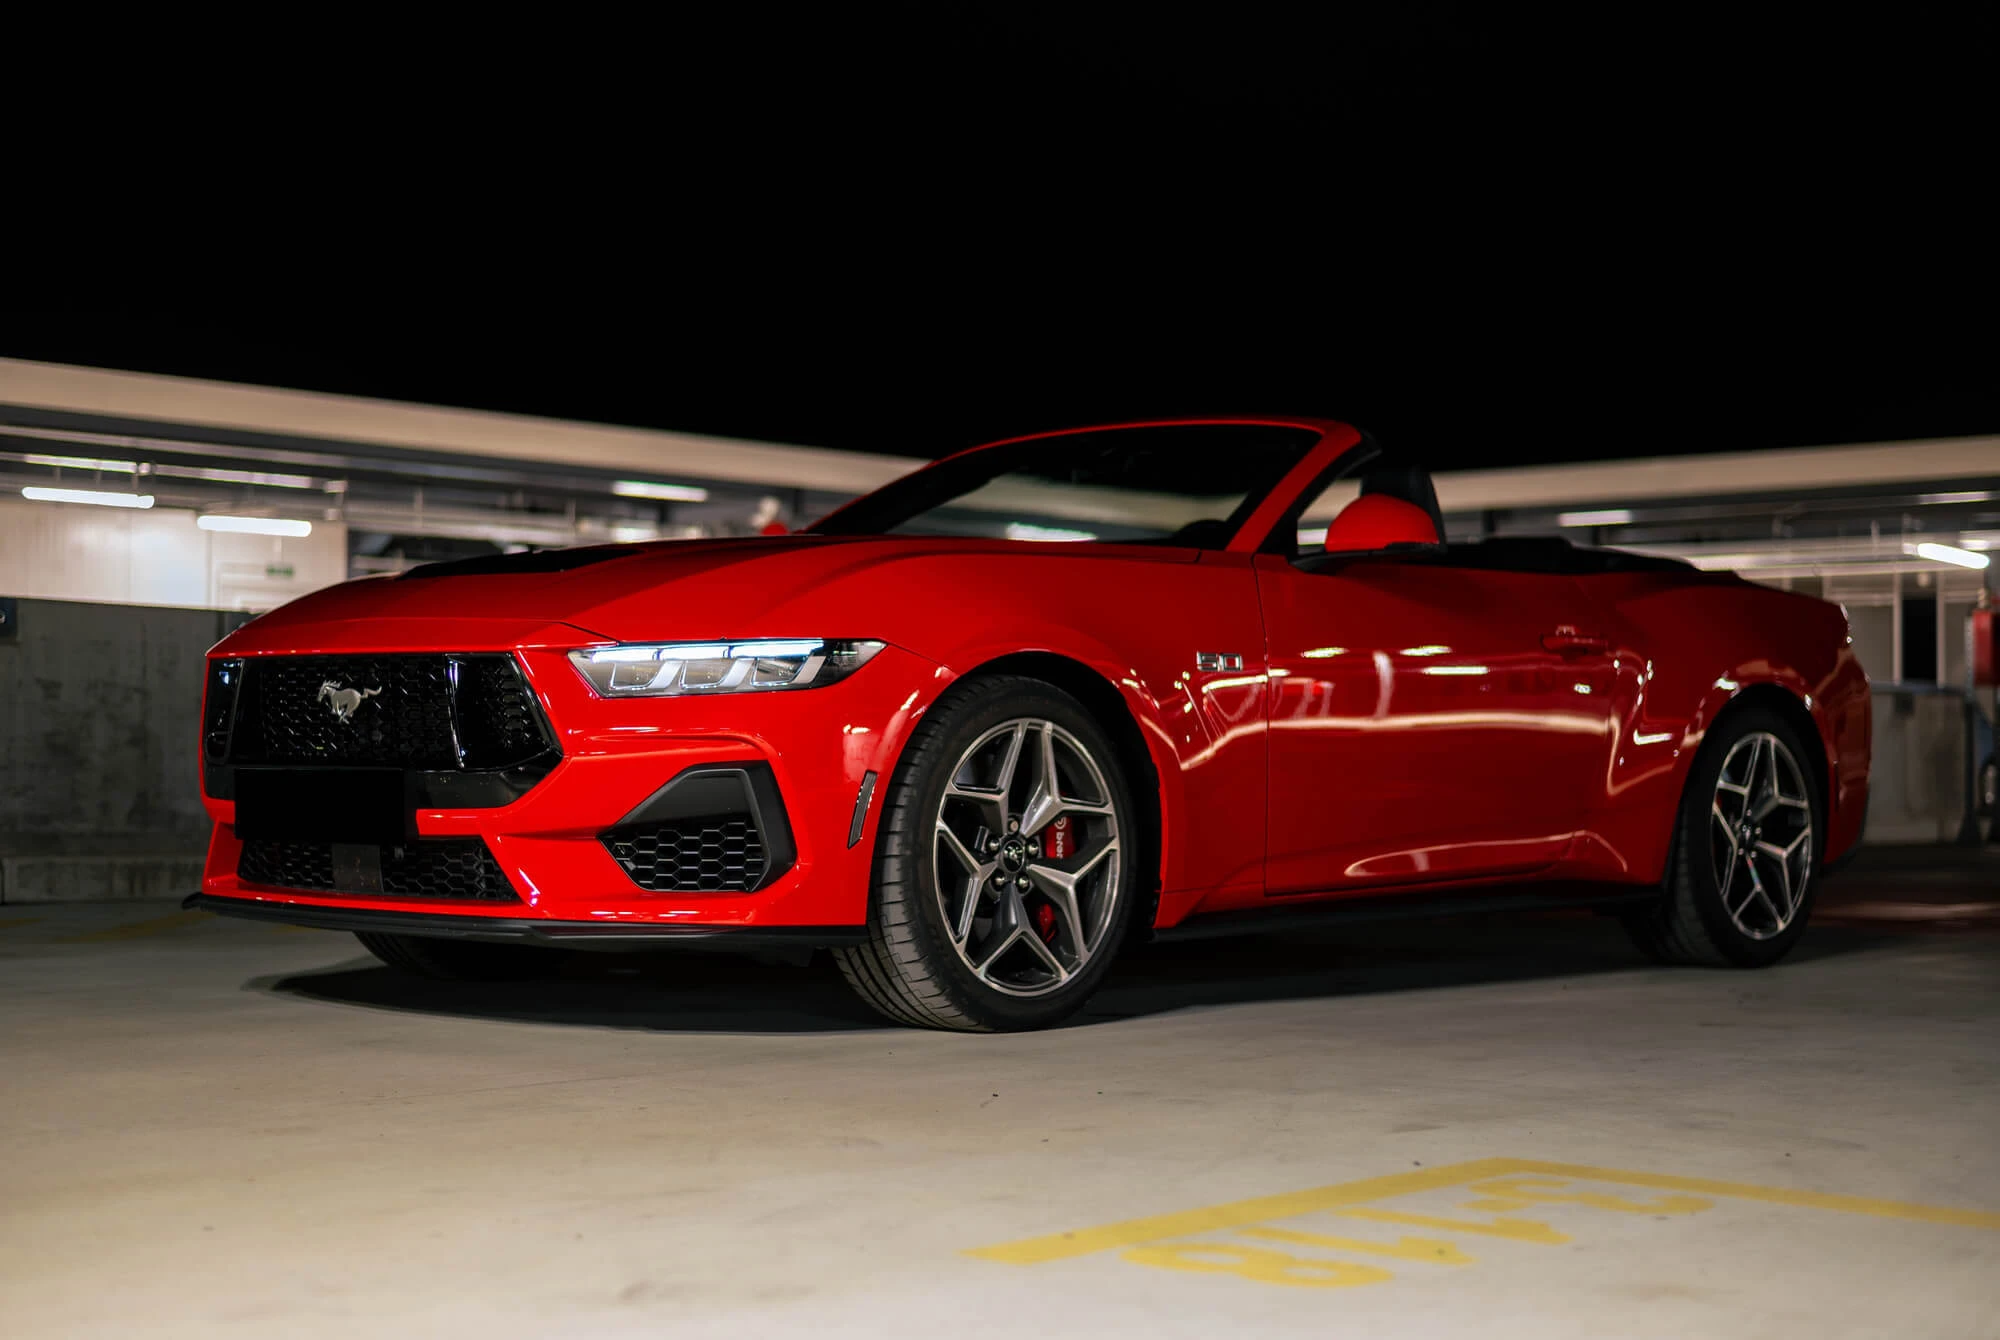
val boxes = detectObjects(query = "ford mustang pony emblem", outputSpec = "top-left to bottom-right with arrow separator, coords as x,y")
317,680 -> 382,723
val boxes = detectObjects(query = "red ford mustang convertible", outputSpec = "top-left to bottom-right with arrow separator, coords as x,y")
188,421 -> 1871,1030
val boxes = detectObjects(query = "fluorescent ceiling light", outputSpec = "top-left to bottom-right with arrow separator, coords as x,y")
613,480 -> 710,502
197,515 -> 313,537
22,486 -> 154,509
156,463 -> 319,489
1421,664 -> 1489,676
1296,526 -> 1329,546
1557,509 -> 1635,527
1907,541 -> 1991,570
24,453 -> 139,473
1005,522 -> 1097,542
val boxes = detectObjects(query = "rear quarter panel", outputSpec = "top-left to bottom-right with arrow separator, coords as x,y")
1570,570 -> 1870,882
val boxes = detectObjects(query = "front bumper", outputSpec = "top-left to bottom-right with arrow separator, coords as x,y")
199,641 -> 939,934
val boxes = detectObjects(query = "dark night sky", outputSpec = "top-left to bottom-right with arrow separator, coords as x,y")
6,7 -> 1993,472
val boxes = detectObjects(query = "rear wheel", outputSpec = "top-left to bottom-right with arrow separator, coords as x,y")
1625,706 -> 1822,967
834,675 -> 1138,1031
355,932 -> 563,981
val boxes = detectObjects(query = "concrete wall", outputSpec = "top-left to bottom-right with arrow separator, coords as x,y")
1846,604 -> 1894,689
0,598 -> 236,900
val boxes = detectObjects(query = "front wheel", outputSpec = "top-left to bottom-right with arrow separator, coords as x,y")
834,675 -> 1139,1031
1624,706 -> 1823,967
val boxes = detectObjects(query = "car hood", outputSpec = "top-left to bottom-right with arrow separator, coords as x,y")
217,534 -> 1198,655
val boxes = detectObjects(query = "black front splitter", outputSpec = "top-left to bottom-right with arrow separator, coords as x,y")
182,893 -> 868,952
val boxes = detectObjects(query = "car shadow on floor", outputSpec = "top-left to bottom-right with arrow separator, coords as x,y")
1081,916 -> 1885,1022
252,911 -> 1894,1036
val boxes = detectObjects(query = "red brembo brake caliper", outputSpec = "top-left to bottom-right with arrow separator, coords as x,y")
1031,817 -> 1076,944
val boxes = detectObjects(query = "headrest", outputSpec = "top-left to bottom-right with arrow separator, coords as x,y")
1320,493 -> 1440,552
1360,461 -> 1446,540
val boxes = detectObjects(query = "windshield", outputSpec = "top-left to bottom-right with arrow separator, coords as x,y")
807,424 -> 1321,547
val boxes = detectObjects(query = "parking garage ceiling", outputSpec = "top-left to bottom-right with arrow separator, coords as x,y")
3,360 -> 1994,575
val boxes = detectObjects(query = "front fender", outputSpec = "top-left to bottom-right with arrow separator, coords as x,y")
927,628 -> 1197,891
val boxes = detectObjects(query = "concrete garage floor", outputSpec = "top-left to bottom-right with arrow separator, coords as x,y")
3,867 -> 1996,1337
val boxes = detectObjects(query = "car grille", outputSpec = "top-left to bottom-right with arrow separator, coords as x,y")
604,818 -> 767,893
237,838 -> 520,901
225,654 -> 551,771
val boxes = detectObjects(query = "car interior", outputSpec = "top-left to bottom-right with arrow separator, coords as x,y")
1295,453 -> 1691,575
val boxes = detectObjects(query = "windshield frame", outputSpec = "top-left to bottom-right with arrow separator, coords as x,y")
805,420 -> 1335,549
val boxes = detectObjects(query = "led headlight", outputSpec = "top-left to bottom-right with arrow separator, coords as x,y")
568,639 -> 885,697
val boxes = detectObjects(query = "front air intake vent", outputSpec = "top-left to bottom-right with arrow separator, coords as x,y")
600,764 -> 797,894
607,818 -> 767,893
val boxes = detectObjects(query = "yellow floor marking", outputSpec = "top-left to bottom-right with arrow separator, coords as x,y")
1239,1225 -> 1475,1265
58,910 -> 213,943
1501,1159 -> 2000,1232
0,917 -> 46,931
967,1157 -> 2000,1265
968,1158 -> 1523,1264
1460,1174 -> 1711,1215
1119,1242 -> 1393,1289
1329,1206 -> 1569,1244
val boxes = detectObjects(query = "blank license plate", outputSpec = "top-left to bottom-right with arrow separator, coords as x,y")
233,768 -> 411,843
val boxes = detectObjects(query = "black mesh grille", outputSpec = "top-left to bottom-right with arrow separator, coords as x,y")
238,837 -> 334,891
605,818 -> 766,892
453,656 -> 550,765
226,654 -> 550,771
238,839 -> 519,901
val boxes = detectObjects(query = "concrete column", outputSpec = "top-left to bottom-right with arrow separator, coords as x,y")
1892,577 -> 1904,683
1937,584 -> 1949,688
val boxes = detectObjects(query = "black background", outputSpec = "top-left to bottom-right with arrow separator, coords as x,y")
5,7 -> 1992,471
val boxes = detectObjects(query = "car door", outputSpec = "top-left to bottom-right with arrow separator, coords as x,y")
1255,550 -> 1620,895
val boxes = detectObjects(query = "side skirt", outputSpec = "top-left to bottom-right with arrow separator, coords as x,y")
1151,883 -> 1660,944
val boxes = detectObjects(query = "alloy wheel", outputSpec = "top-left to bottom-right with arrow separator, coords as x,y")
1709,731 -> 1814,940
932,717 -> 1122,998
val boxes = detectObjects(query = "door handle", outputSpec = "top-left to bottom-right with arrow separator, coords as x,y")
1542,628 -> 1611,654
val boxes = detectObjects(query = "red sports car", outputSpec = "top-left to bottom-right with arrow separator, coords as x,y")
188,421 -> 1871,1030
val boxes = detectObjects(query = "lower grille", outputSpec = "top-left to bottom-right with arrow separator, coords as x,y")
605,819 -> 766,893
238,839 -> 519,901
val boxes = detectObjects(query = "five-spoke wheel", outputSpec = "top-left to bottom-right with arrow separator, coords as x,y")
833,675 -> 1138,1031
1625,706 -> 1823,967
1708,731 -> 1814,941
934,718 -> 1122,997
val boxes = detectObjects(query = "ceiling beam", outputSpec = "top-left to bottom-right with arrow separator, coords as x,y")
0,358 -> 920,497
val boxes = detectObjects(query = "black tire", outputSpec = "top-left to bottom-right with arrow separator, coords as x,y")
833,674 -> 1140,1031
355,932 -> 564,981
1624,705 -> 1824,968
